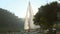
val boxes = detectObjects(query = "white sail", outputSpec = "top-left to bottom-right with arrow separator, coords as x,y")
24,1 -> 34,30
28,2 -> 34,29
24,7 -> 29,30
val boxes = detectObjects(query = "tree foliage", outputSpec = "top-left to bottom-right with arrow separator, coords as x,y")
0,8 -> 24,31
34,1 -> 59,28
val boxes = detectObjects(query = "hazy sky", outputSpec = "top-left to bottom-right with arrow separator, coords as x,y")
0,0 -> 59,18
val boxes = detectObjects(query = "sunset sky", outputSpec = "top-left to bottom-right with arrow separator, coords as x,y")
0,0 -> 59,18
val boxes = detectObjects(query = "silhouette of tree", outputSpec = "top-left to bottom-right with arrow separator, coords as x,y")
0,8 -> 24,32
33,1 -> 59,34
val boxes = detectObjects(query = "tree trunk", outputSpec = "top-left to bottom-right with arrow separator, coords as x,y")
47,27 -> 56,34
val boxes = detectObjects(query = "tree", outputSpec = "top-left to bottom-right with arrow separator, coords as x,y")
0,8 -> 24,32
33,1 -> 59,34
